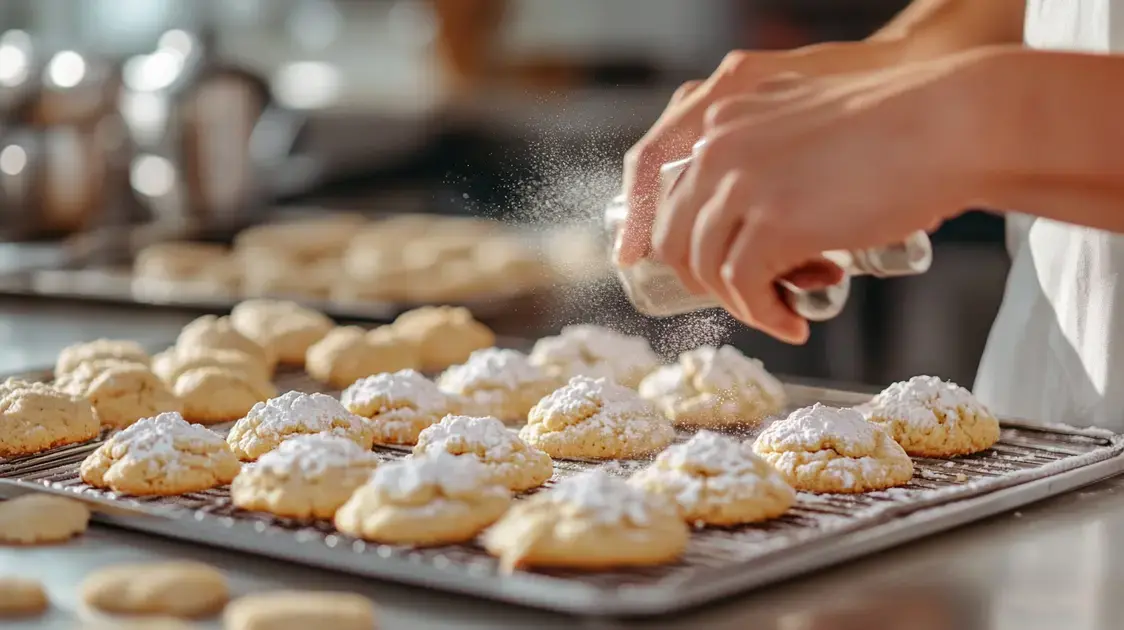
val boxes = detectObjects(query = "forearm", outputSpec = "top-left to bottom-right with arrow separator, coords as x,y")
972,50 -> 1124,233
870,0 -> 1025,61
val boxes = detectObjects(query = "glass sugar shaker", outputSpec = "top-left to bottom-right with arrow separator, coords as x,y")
605,140 -> 933,321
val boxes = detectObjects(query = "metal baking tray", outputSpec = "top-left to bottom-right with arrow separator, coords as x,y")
2,368 -> 1123,617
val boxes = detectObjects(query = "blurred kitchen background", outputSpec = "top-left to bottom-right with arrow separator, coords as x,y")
0,0 -> 1009,387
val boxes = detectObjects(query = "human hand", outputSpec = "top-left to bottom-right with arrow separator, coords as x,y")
653,51 -> 998,343
617,40 -> 903,267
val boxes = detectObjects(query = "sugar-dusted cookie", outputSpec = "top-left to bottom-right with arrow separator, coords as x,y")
483,470 -> 688,570
55,339 -> 149,377
226,391 -> 373,461
0,378 -> 99,457
55,361 -> 182,430
414,415 -> 553,492
80,412 -> 241,495
340,370 -> 452,446
223,591 -> 377,630
151,346 -> 270,387
81,561 -> 229,618
231,434 -> 380,520
858,375 -> 1001,457
519,376 -> 675,460
172,366 -> 277,425
176,315 -> 276,373
631,431 -> 794,525
391,306 -> 495,371
436,348 -> 559,424
0,577 -> 48,618
528,324 -> 659,389
305,326 -> 419,390
0,494 -> 90,544
334,452 -> 510,546
638,345 -> 787,427
230,299 -> 334,367
753,403 -> 914,494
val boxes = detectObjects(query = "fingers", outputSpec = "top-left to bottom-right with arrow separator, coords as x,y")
721,218 -> 810,345
781,258 -> 847,290
689,172 -> 747,306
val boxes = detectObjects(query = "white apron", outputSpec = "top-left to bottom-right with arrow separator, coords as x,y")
974,0 -> 1124,429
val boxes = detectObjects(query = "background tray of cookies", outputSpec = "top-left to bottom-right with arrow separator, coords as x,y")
0,209 -> 605,322
2,370 -> 1122,618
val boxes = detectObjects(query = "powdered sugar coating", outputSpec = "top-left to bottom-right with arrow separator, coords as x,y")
226,391 -> 372,460
859,375 -> 989,428
548,470 -> 669,526
256,433 -> 379,477
414,415 -> 553,491
438,348 -> 544,392
369,451 -> 494,499
340,370 -> 451,445
111,411 -> 227,459
755,403 -> 882,458
528,325 -> 659,388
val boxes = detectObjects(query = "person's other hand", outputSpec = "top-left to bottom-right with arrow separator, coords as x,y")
653,51 -> 1001,344
617,41 -> 903,269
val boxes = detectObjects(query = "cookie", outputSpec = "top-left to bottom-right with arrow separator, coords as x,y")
230,299 -> 334,366
132,241 -> 240,297
226,391 -> 373,461
234,214 -> 366,259
223,591 -> 376,630
638,345 -> 787,427
151,347 -> 270,387
334,452 -> 510,546
81,561 -> 229,618
414,415 -> 553,491
519,376 -> 675,460
0,577 -> 48,617
238,251 -> 339,300
340,370 -> 452,446
0,494 -> 90,544
858,375 -> 1001,457
80,412 -> 241,495
231,434 -> 380,520
0,378 -> 99,457
391,306 -> 495,371
631,431 -> 795,525
55,339 -> 150,377
528,325 -> 658,389
55,362 -> 182,430
176,315 -> 276,373
483,470 -> 688,570
172,367 -> 276,425
305,326 -> 419,390
753,403 -> 914,494
79,617 -> 198,630
436,348 -> 560,424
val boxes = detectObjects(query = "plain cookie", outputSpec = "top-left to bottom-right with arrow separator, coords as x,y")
631,431 -> 795,525
223,591 -> 376,630
80,412 -> 241,495
305,326 -> 419,390
0,378 -> 99,457
231,434 -> 380,520
151,347 -> 270,387
173,366 -> 276,425
528,325 -> 658,389
81,561 -> 229,618
176,315 -> 276,373
414,415 -> 553,491
638,345 -> 787,427
0,577 -> 48,617
226,391 -> 373,461
391,306 -> 495,371
55,361 -> 182,429
753,403 -> 914,494
483,470 -> 687,570
858,375 -> 1001,457
55,339 -> 150,377
340,370 -> 452,446
0,494 -> 90,544
519,376 -> 675,460
334,452 -> 510,546
436,348 -> 559,424
230,299 -> 334,366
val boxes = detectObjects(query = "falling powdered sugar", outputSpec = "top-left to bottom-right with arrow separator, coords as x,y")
683,345 -> 786,404
256,433 -> 379,477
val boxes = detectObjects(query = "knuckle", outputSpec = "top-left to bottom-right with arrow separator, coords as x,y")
672,80 -> 702,103
718,51 -> 751,78
703,97 -> 744,131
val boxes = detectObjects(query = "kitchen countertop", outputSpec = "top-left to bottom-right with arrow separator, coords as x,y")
3,297 -> 1124,630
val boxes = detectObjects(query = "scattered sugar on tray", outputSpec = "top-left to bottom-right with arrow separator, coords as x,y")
370,451 -> 492,499
415,415 -> 521,462
438,348 -> 545,392
257,434 -> 378,477
861,375 -> 988,428
548,470 -> 660,526
756,404 -> 881,458
247,391 -> 365,434
341,370 -> 447,413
